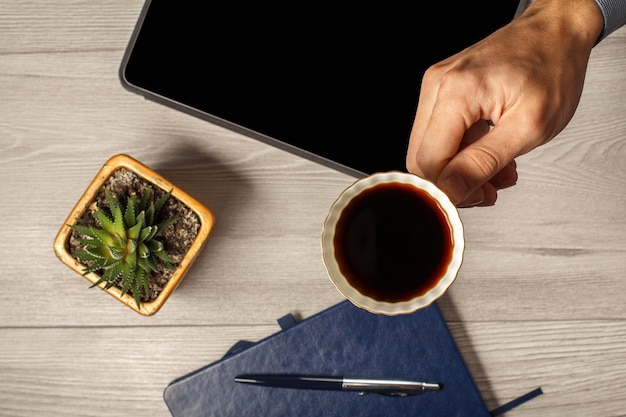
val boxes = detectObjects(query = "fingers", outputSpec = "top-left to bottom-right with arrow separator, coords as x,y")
455,160 -> 518,207
407,63 -> 524,207
409,95 -> 524,207
437,123 -> 523,206
406,65 -> 442,178
490,159 -> 518,191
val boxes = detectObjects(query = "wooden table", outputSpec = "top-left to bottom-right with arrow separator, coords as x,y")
1,2 -> 625,416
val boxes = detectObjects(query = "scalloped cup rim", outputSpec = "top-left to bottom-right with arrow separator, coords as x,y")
321,171 -> 464,316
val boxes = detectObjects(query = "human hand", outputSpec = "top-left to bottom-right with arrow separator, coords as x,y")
406,0 -> 604,207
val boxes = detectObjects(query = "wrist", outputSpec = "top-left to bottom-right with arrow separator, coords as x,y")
522,0 -> 604,49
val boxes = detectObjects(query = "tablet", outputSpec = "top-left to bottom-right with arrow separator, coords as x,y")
120,0 -> 525,177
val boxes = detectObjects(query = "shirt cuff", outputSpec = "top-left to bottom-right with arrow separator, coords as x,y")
594,0 -> 626,40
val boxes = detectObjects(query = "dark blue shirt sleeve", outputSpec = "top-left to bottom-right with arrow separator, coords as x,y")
594,0 -> 626,40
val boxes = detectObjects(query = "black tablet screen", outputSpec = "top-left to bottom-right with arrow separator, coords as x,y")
121,0 -> 521,176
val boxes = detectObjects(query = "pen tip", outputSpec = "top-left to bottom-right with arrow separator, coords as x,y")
234,376 -> 258,384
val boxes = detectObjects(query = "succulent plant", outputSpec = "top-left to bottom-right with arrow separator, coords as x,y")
71,186 -> 178,309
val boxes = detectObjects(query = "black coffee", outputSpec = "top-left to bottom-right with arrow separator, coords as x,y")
333,182 -> 453,302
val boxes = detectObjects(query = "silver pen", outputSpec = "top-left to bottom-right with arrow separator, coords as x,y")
234,374 -> 441,397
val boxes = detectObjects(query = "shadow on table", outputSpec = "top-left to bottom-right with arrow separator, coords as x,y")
437,293 -> 497,410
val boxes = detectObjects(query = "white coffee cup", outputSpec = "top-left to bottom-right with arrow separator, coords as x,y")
321,171 -> 464,315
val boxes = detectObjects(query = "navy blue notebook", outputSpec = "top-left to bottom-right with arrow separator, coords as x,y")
164,301 -> 540,416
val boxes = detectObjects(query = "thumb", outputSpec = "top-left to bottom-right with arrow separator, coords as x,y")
436,127 -> 523,206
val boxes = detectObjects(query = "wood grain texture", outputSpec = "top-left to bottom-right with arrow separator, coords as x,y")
1,1 -> 625,416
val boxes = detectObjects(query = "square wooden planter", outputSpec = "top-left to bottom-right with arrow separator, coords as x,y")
54,154 -> 214,316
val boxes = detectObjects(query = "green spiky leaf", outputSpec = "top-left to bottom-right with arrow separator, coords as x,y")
70,186 -> 179,309
154,189 -> 172,216
124,194 -> 138,227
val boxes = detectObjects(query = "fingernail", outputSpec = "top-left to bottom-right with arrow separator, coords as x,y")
441,173 -> 485,207
458,188 -> 485,208
440,173 -> 471,205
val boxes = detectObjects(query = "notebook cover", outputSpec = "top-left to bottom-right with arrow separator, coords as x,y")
163,300 -> 491,417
